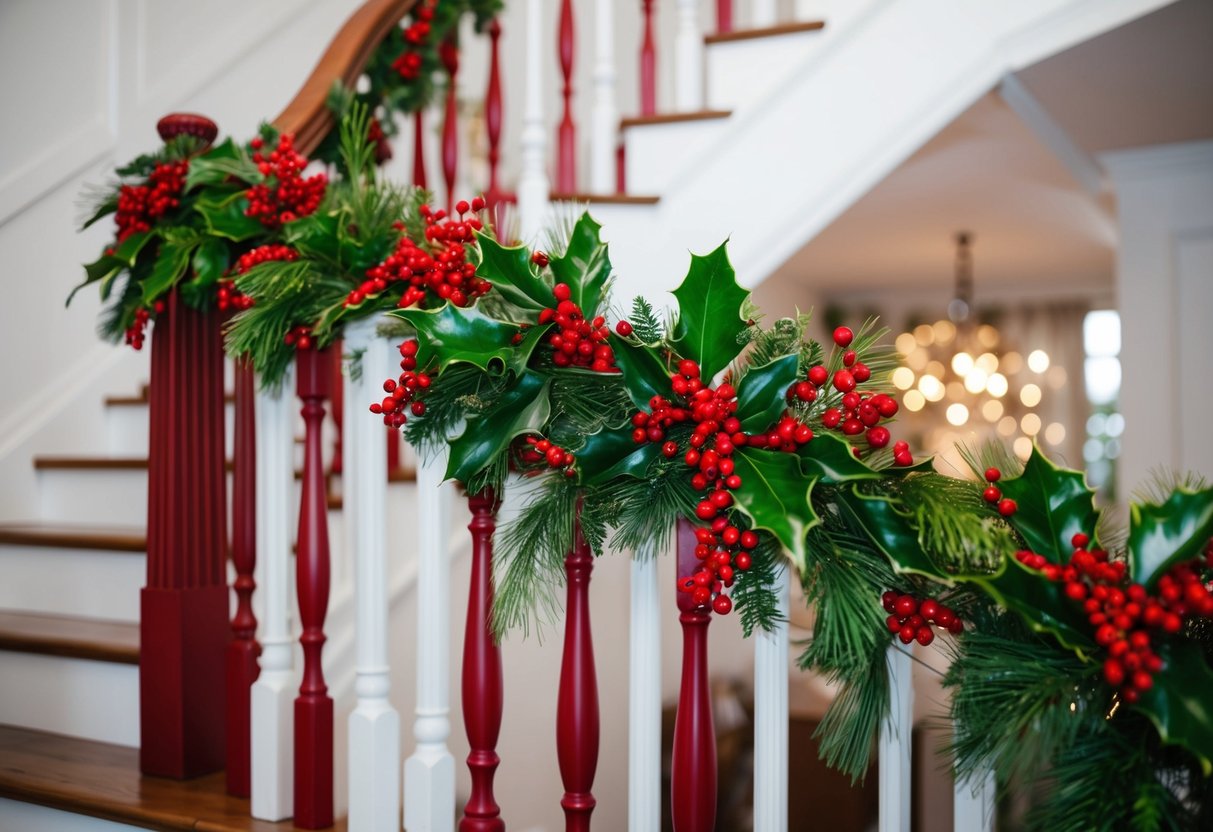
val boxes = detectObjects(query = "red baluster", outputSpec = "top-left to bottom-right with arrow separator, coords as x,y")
557,502 -> 599,831
413,110 -> 428,189
142,284 -> 228,778
226,356 -> 260,797
716,0 -> 733,34
616,143 -> 626,195
329,339 -> 343,477
294,346 -> 334,829
640,1 -> 657,116
485,18 -> 506,208
441,37 -> 460,213
387,427 -> 401,473
461,489 -> 505,832
556,0 -> 577,192
671,519 -> 716,832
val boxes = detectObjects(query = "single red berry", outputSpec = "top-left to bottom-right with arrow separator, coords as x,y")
893,595 -> 918,618
984,467 -> 1001,483
833,370 -> 856,393
615,320 -> 633,337
713,594 -> 733,615
662,441 -> 678,457
833,326 -> 854,347
983,485 -> 1001,503
1071,532 -> 1090,549
532,251 -> 550,267
808,366 -> 829,387
916,627 -> 935,646
998,498 -> 1018,516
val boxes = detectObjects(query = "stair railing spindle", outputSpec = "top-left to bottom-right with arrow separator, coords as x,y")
556,0 -> 577,193
517,0 -> 551,241
460,489 -> 505,832
404,449 -> 456,832
226,357 -> 260,798
329,340 -> 344,477
556,502 -> 599,831
413,110 -> 429,189
674,0 -> 704,111
343,320 -> 401,832
670,519 -> 716,832
716,0 -> 733,33
879,644 -> 913,832
293,346 -> 335,830
250,363 -> 297,822
953,760 -> 996,831
753,563 -> 789,831
639,1 -> 657,116
441,37 -> 460,213
628,543 -> 661,831
751,0 -> 777,27
589,0 -> 617,193
484,18 -> 507,208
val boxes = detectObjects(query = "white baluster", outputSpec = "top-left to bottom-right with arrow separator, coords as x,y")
954,763 -> 995,832
879,644 -> 914,832
589,0 -> 618,192
628,544 -> 662,832
517,0 -> 551,242
751,0 -> 778,28
344,319 -> 400,832
251,365 -> 297,821
404,449 -> 456,832
674,0 -> 704,111
753,563 -> 789,832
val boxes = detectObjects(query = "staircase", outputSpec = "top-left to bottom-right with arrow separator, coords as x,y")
0,1 -> 1173,830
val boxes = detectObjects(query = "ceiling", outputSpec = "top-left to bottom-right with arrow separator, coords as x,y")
768,0 -> 1213,300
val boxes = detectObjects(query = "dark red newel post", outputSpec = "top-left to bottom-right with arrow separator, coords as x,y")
226,356 -> 260,796
640,0 -> 657,116
140,114 -> 227,780
484,18 -> 509,217
556,0 -> 577,192
413,110 -> 428,189
461,489 -> 505,832
671,519 -> 716,832
556,502 -> 599,831
716,0 -> 733,34
294,346 -> 334,829
441,37 -> 460,213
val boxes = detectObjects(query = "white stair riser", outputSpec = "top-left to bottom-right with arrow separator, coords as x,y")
706,32 -> 824,112
38,469 -> 149,525
0,798 -> 144,832
0,651 -> 138,746
105,402 -> 234,457
624,119 -> 731,195
0,546 -> 143,622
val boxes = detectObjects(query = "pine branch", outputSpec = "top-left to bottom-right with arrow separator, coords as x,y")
626,296 -> 665,344
894,472 -> 1018,575
732,531 -> 784,636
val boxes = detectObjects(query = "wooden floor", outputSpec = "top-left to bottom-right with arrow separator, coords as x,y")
0,725 -> 347,831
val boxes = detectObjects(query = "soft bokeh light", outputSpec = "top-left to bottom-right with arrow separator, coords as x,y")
951,352 -> 974,375
982,399 -> 1004,422
1046,365 -> 1067,390
946,381 -> 966,400
964,367 -> 989,394
933,320 -> 956,345
1020,383 -> 1042,407
892,367 -> 915,390
1084,310 -> 1121,357
986,372 -> 1008,397
946,403 -> 970,426
977,324 -> 1000,348
1014,437 -> 1033,459
904,389 -> 926,411
906,348 -> 928,371
1021,413 -> 1042,436
895,333 -> 918,356
1001,351 -> 1023,374
926,360 -> 946,379
1028,349 -> 1051,373
914,324 -> 935,346
918,375 -> 945,402
997,416 -> 1017,437
976,352 -> 999,373
1085,356 -> 1121,405
1045,422 -> 1066,445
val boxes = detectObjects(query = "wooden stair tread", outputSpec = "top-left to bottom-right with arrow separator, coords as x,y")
0,611 -> 139,664
550,192 -> 660,205
0,723 -> 347,831
0,522 -> 145,553
705,20 -> 825,45
34,456 -> 417,484
106,392 -> 235,407
621,109 -> 731,129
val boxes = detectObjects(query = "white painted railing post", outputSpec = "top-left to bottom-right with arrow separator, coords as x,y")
343,319 -> 400,832
954,764 -> 996,832
403,449 -> 456,832
518,0 -> 551,242
250,365 -> 297,821
753,563 -> 789,832
879,644 -> 914,832
628,544 -> 662,832
674,0 -> 704,111
751,0 -> 778,27
589,0 -> 617,193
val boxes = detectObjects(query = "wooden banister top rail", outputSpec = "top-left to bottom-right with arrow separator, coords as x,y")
272,0 -> 418,155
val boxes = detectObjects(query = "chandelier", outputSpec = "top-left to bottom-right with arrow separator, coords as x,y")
891,233 -> 1056,458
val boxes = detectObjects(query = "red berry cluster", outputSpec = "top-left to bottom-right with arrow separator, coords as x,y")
123,298 -> 167,350
392,1 -> 434,80
367,117 -> 392,165
979,467 -> 1018,516
744,414 -> 814,453
283,325 -> 315,351
676,523 -> 760,615
371,339 -> 432,428
538,282 -> 618,372
518,436 -> 577,478
114,160 -> 189,242
244,133 -> 326,229
348,199 -> 491,310
220,243 -> 299,313
882,590 -> 964,645
1016,532 -> 1213,702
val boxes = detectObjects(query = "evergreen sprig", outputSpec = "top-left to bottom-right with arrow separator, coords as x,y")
627,295 -> 666,344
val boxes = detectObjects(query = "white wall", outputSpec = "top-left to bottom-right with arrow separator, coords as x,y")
1104,140 -> 1213,496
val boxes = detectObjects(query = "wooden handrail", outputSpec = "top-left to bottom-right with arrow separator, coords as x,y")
272,0 -> 418,155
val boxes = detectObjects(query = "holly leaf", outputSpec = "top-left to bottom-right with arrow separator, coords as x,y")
185,139 -> 259,189
971,558 -> 1093,651
1136,640 -> 1213,775
833,484 -> 952,580
195,191 -> 264,241
474,233 -> 552,311
729,447 -> 818,572
394,303 -> 549,375
612,338 -> 671,412
576,422 -> 660,485
1128,487 -> 1213,588
670,242 -> 749,381
550,213 -> 611,315
190,238 -> 230,288
797,433 -> 882,483
446,373 -> 551,483
141,239 -> 196,306
997,446 -> 1099,559
735,353 -> 799,433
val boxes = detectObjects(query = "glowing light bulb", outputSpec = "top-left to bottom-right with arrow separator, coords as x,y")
1028,349 -> 1051,373
951,352 -> 974,376
892,367 -> 915,390
914,324 -> 936,346
1020,383 -> 1042,407
964,368 -> 988,394
986,372 -> 1008,398
918,375 -> 945,402
946,403 -> 970,426
976,352 -> 999,373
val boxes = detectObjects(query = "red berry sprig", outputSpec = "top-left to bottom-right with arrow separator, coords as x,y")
881,590 -> 964,645
518,436 -> 577,478
244,133 -> 326,229
980,467 -> 1017,516
114,159 -> 189,242
538,282 -> 618,372
392,0 -> 434,80
283,325 -> 315,351
220,243 -> 299,312
371,339 -> 432,428
676,523 -> 761,614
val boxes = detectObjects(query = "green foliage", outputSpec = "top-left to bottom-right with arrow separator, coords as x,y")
669,243 -> 750,380
729,447 -> 819,573
549,213 -> 612,316
1128,486 -> 1213,588
626,295 -> 666,343
734,353 -> 799,433
731,529 -> 783,636
446,372 -> 551,483
394,303 -> 548,375
998,446 -> 1101,558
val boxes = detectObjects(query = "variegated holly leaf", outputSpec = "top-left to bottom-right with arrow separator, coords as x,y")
797,433 -> 883,484
393,303 -> 549,376
576,422 -> 661,485
474,233 -> 552,311
735,353 -> 799,433
446,372 -> 551,483
997,446 -> 1099,560
550,213 -> 612,316
670,242 -> 749,381
1136,640 -> 1213,775
729,447 -> 818,572
1128,486 -> 1213,588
